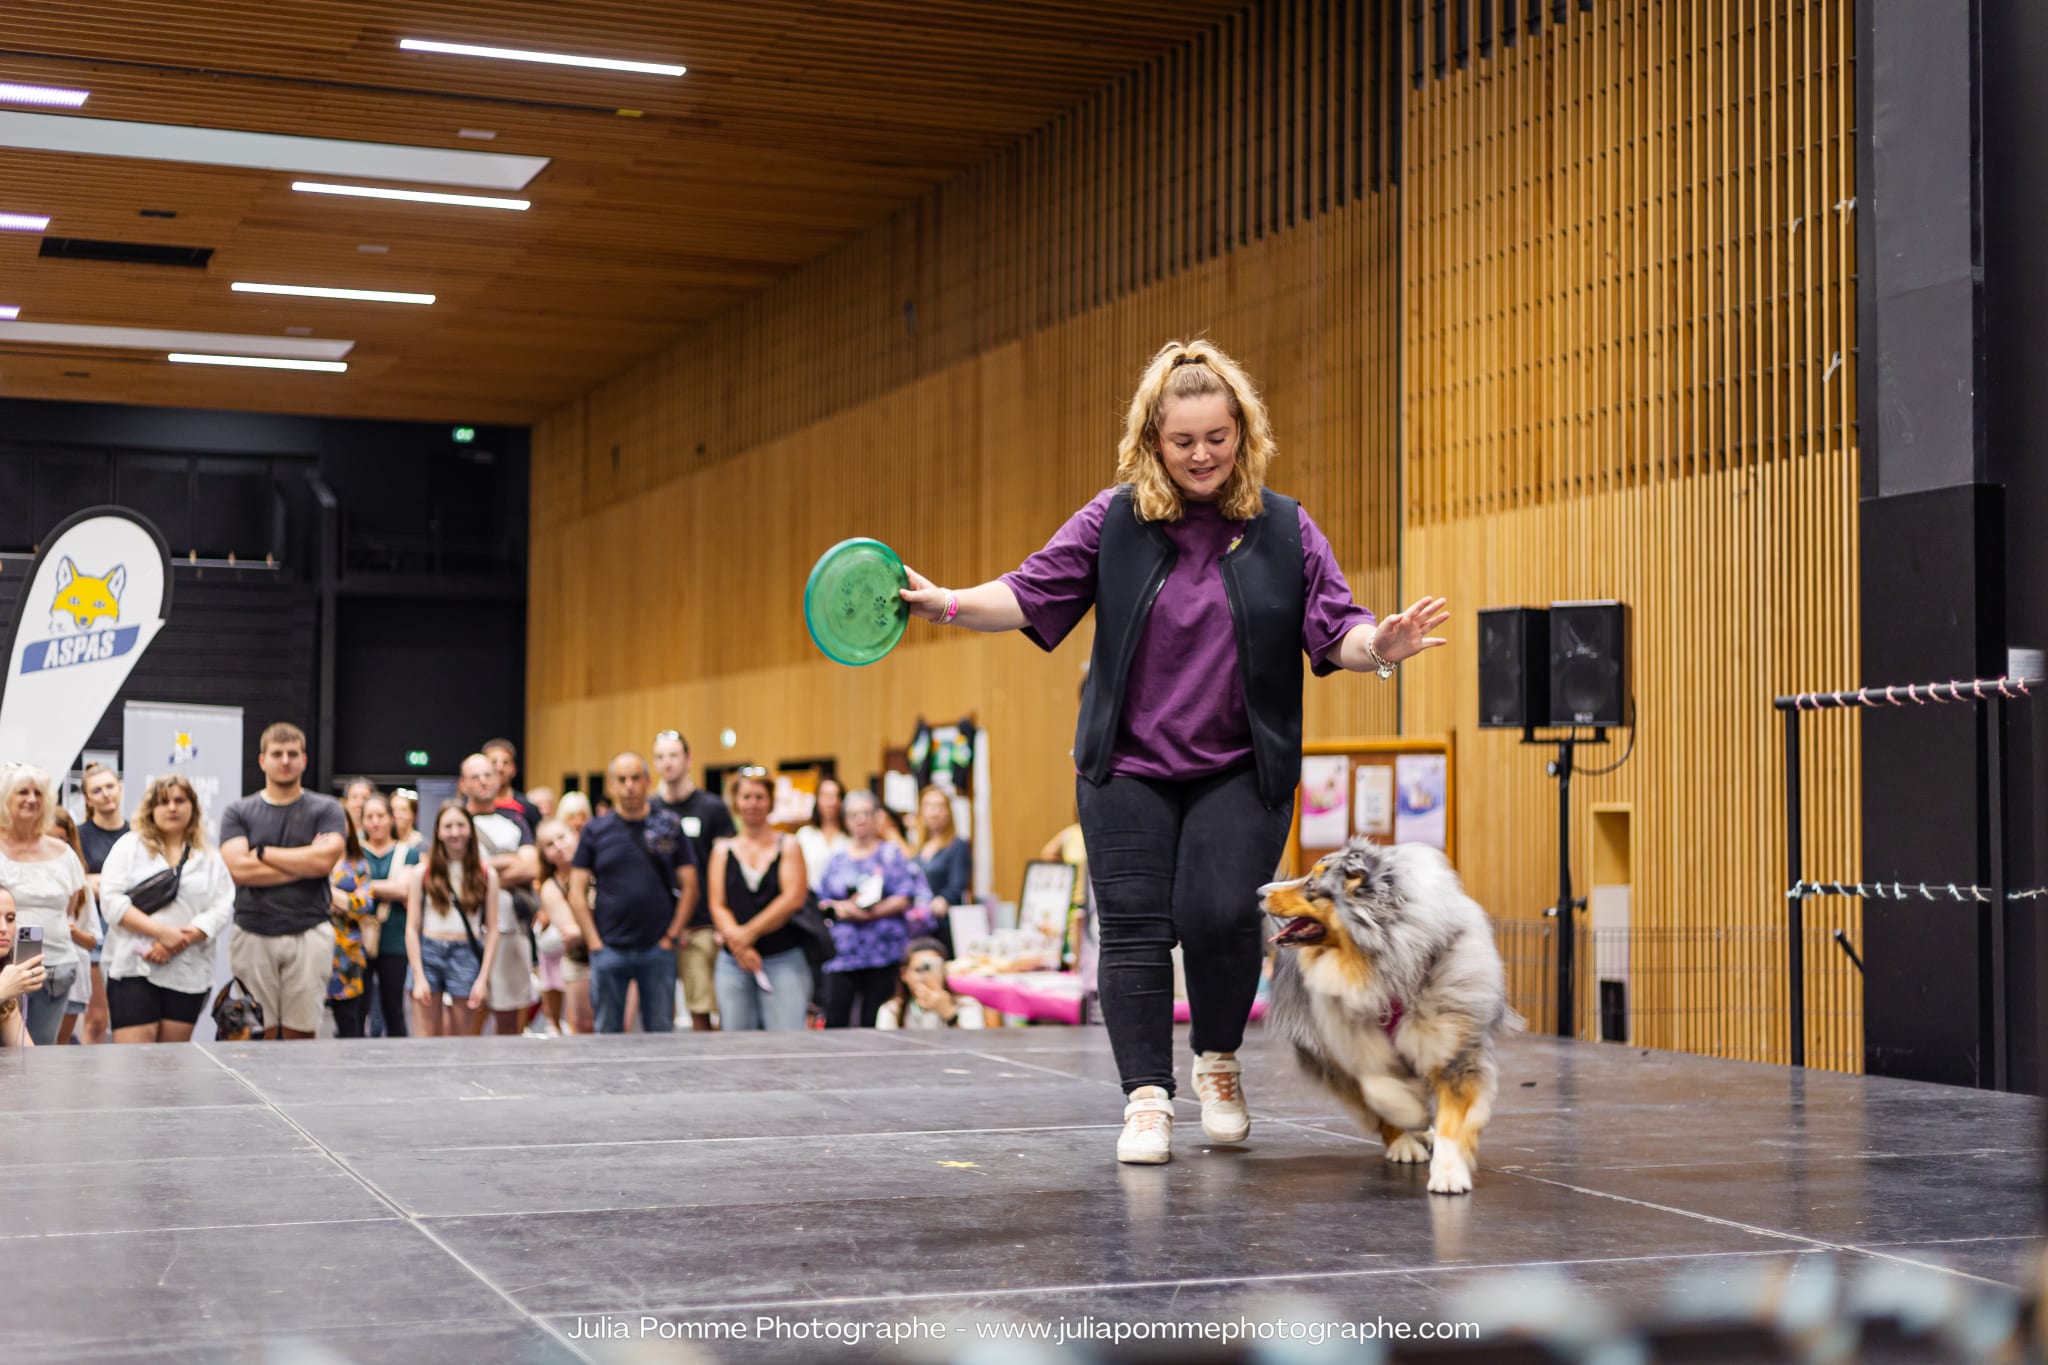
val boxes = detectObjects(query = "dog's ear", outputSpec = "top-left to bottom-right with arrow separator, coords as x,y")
1336,837 -> 1389,897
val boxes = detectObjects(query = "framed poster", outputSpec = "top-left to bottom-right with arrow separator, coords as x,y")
1393,752 -> 1449,852
1298,755 -> 1350,847
1019,860 -> 1078,939
1285,735 -> 1457,874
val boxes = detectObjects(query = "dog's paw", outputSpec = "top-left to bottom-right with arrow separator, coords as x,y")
1383,1131 -> 1431,1164
1426,1147 -> 1473,1194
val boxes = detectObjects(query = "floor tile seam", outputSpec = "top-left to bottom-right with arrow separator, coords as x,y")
545,1248 -> 1818,1320
210,1047 -> 917,1073
0,1215 -> 400,1243
0,1102 -> 263,1118
1837,1244 -> 2032,1289
193,1045 -> 598,1365
1487,1146 -> 2045,1172
1860,1234 -> 2039,1247
1497,1167 -> 2027,1289
0,1149 -> 329,1173
0,1310 -> 562,1356
412,1122 -> 1128,1153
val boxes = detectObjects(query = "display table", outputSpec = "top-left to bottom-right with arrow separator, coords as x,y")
946,970 -> 1268,1026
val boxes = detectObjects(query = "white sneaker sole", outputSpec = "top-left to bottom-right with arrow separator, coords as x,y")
1117,1141 -> 1172,1165
1201,1110 -> 1250,1143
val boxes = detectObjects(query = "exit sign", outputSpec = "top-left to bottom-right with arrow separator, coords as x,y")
451,426 -> 476,444
405,750 -> 430,768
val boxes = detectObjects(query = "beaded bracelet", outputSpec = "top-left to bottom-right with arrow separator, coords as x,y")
941,591 -> 960,625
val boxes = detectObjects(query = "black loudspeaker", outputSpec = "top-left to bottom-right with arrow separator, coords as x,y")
1549,601 -> 1632,727
1477,607 -> 1549,728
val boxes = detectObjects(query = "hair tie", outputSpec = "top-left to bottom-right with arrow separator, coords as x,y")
1171,354 -> 1205,369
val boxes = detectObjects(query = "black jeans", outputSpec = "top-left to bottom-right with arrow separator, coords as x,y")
1079,765 -> 1296,1094
823,964 -> 899,1028
371,954 -> 409,1038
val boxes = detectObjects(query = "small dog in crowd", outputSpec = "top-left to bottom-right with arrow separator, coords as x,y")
1260,837 -> 1520,1194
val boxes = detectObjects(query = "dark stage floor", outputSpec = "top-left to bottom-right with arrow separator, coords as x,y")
2,1025 -> 2041,1362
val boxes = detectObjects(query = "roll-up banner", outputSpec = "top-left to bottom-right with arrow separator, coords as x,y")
0,507 -> 173,777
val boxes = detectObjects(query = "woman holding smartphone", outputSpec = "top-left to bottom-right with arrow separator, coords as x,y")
1,886 -> 47,1047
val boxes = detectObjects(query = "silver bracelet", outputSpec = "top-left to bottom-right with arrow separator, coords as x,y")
1364,640 -> 1397,680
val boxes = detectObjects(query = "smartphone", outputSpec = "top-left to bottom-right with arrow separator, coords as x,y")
12,925 -> 44,964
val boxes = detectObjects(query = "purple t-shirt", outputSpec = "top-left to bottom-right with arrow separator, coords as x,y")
1003,489 -> 1376,782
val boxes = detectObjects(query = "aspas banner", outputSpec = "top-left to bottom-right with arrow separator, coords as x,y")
0,507 -> 172,779
123,701 -> 243,845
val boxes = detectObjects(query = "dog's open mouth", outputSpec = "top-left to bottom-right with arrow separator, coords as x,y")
1268,915 -> 1327,947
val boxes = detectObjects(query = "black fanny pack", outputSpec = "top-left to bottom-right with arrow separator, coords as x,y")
127,845 -> 191,915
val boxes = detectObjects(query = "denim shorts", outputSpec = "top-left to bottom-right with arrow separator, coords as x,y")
418,937 -> 482,997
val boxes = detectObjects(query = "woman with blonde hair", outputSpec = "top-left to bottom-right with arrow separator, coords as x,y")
100,775 -> 235,1043
389,788 -> 423,848
0,764 -> 91,1046
554,789 -> 593,837
899,339 -> 1450,1165
912,784 -> 970,954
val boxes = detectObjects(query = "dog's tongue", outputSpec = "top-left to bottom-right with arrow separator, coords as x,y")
1269,916 -> 1324,946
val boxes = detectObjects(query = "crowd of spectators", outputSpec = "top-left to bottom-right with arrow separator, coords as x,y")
0,721 -> 984,1044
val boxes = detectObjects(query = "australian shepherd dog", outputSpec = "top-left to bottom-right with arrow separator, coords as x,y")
1260,837 -> 1520,1194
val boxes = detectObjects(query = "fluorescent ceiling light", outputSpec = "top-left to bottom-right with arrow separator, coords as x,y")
0,322 -> 351,359
0,83 -> 89,109
294,181 -> 528,211
0,111 -> 546,189
0,212 -> 50,231
400,38 -> 685,77
0,306 -> 18,321
169,353 -> 348,373
232,282 -> 435,305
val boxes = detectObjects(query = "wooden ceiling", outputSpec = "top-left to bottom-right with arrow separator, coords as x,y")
0,0 -> 1243,422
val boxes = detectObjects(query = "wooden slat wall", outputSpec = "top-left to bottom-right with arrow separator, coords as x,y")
531,0 -> 1403,910
532,0 -> 1863,1068
1402,0 -> 1862,1068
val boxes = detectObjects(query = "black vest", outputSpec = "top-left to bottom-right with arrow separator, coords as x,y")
1074,486 -> 1306,809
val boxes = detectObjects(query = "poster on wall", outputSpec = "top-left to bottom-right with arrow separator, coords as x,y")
1393,753 -> 1449,851
1354,762 -> 1395,837
0,508 -> 172,781
1298,755 -> 1350,848
123,701 -> 243,1041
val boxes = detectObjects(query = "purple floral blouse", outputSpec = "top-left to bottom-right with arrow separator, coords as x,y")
818,841 -> 933,973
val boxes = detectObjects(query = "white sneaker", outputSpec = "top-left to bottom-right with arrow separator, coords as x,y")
1193,1051 -> 1250,1143
1117,1086 -> 1175,1164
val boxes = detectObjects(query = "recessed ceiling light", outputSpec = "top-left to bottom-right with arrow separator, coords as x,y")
0,212 -> 51,231
0,321 -> 351,359
284,326 -> 314,336
169,353 -> 348,373
0,110 -> 545,189
0,82 -> 89,109
293,181 -> 528,211
0,306 -> 18,320
399,38 -> 685,77
457,129 -> 497,140
232,281 -> 435,305
356,244 -> 389,254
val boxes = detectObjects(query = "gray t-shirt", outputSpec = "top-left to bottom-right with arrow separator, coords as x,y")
220,791 -> 347,936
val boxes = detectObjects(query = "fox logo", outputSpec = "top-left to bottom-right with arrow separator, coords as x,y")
49,558 -> 125,633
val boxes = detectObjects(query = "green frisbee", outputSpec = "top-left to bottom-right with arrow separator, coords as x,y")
804,537 -> 911,666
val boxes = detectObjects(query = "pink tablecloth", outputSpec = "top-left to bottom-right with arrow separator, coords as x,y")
946,970 -> 1267,1026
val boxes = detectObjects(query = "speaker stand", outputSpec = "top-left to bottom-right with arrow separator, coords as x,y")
1523,725 -> 1606,1037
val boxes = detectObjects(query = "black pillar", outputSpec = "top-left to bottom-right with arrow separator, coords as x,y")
1856,0 -> 2039,1089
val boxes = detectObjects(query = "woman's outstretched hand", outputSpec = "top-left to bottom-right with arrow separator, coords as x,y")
1373,596 -> 1451,664
900,567 -> 952,624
